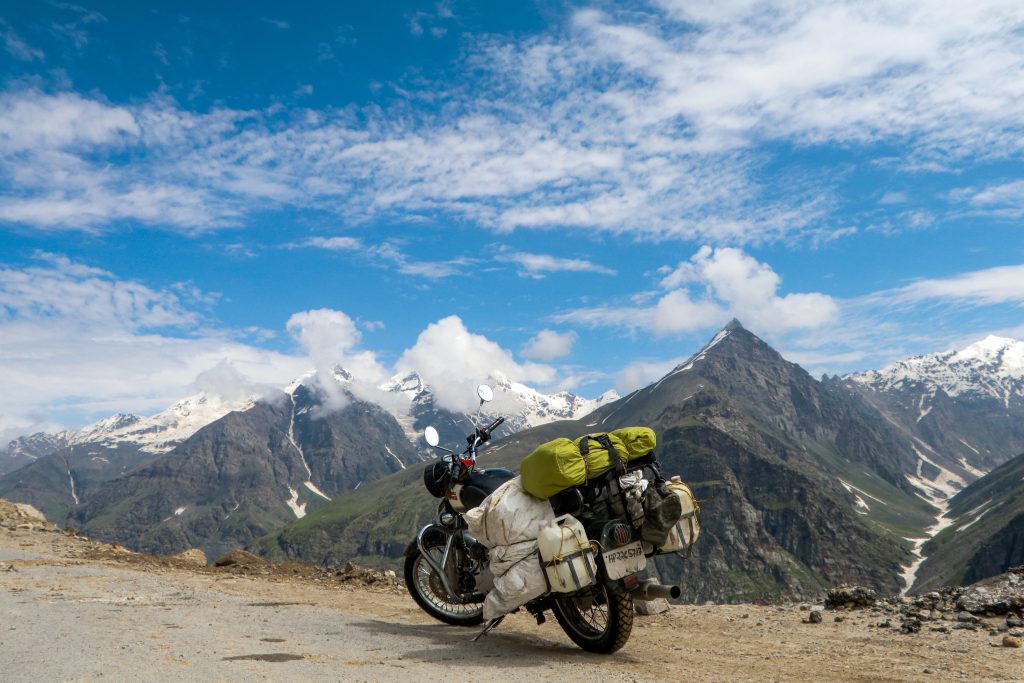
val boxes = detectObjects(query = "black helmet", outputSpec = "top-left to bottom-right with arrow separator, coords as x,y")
423,461 -> 450,498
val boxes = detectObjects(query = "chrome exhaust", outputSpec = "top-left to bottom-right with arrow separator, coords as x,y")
637,579 -> 681,601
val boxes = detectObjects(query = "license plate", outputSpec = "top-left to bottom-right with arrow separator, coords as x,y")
601,540 -> 646,580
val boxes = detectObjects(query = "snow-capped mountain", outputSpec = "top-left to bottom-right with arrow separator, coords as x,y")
1,432 -> 73,475
378,369 -> 618,445
847,335 -> 1024,408
67,394 -> 257,455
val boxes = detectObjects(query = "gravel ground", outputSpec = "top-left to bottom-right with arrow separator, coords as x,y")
1,526 -> 1022,682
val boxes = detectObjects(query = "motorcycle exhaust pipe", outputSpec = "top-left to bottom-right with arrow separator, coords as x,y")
637,579 -> 681,601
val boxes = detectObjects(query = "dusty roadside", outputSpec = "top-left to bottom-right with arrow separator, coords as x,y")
1,523 -> 1021,682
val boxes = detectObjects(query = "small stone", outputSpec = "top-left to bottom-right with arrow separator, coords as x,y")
635,598 -> 670,615
989,629 -> 1000,636
900,618 -> 922,634
1003,635 -> 1022,648
808,610 -> 823,624
834,616 -> 845,623
877,619 -> 891,628
1007,615 -> 1024,628
956,611 -> 979,623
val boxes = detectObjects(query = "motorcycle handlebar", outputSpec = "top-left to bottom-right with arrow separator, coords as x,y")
485,416 -> 505,434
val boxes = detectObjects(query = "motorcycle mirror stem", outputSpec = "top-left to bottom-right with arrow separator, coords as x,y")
423,425 -> 457,455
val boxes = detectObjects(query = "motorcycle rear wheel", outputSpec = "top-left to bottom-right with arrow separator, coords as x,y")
552,583 -> 633,654
404,539 -> 484,627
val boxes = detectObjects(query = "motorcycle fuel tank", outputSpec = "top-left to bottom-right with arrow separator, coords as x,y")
446,467 -> 515,511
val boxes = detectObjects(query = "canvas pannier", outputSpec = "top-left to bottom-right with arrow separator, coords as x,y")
520,427 -> 656,500
656,476 -> 701,555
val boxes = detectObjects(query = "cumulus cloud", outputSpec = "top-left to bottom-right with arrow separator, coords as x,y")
286,308 -> 389,412
555,246 -> 837,336
397,315 -> 557,414
521,329 -> 577,360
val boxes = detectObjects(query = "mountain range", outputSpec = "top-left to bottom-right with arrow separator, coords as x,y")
3,321 -> 1024,599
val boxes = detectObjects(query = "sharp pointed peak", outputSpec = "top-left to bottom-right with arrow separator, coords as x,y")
723,318 -> 745,332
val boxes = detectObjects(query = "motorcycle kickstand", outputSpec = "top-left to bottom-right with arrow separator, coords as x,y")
472,616 -> 504,642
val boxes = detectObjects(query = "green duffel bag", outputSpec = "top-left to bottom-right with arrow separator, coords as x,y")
520,427 -> 657,500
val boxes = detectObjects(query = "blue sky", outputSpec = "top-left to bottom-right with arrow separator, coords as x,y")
1,1 -> 1023,436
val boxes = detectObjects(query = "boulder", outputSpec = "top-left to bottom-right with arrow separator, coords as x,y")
214,549 -> 268,568
825,585 -> 877,609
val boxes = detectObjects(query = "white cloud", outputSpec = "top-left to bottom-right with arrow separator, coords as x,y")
0,251 -> 195,329
498,251 -> 616,278
302,236 -> 362,251
614,356 -> 685,395
521,329 -> 577,360
1,21 -> 44,62
286,308 -> 389,412
877,264 -> 1024,307
6,2 -> 1021,240
556,246 -> 837,336
0,254 -> 308,432
0,257 -> 576,435
396,315 -> 557,414
0,90 -> 138,152
295,236 -> 470,280
953,179 -> 1024,219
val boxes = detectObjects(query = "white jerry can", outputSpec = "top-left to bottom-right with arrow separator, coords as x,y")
658,476 -> 701,554
537,514 -> 598,593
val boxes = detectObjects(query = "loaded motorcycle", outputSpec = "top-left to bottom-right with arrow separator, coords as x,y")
403,385 -> 684,654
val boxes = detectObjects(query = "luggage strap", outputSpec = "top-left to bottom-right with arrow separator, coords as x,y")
578,434 -> 626,477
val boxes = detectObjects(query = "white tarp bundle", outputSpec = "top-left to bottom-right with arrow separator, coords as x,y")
465,476 -> 554,620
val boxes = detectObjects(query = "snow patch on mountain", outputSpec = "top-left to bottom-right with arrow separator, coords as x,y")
848,335 -> 1024,406
899,447 -> 968,593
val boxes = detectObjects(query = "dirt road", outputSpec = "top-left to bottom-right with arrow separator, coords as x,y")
1,525 -> 1020,682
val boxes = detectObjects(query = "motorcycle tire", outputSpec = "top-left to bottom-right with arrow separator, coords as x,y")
552,583 -> 634,654
404,539 -> 485,627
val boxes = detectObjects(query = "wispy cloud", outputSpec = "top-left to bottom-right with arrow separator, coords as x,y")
497,251 -> 616,278
261,17 -> 290,30
294,235 -> 471,280
872,264 -> 1024,307
952,179 -> 1024,219
1,20 -> 44,61
3,3 -> 1024,243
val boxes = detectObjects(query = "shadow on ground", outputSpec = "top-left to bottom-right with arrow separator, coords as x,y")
351,619 -> 644,667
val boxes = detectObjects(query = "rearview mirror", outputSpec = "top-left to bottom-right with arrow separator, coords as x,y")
424,425 -> 440,447
477,384 -> 493,403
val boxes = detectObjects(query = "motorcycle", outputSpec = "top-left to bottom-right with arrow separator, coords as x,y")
403,385 -> 682,654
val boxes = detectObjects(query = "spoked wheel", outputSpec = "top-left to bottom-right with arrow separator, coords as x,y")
552,582 -> 633,654
403,539 -> 484,627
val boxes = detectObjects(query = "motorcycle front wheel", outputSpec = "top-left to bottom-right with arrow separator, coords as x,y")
403,538 -> 484,627
551,582 -> 634,654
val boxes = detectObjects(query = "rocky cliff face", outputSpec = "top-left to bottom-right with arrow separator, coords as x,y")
70,385 -> 421,561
